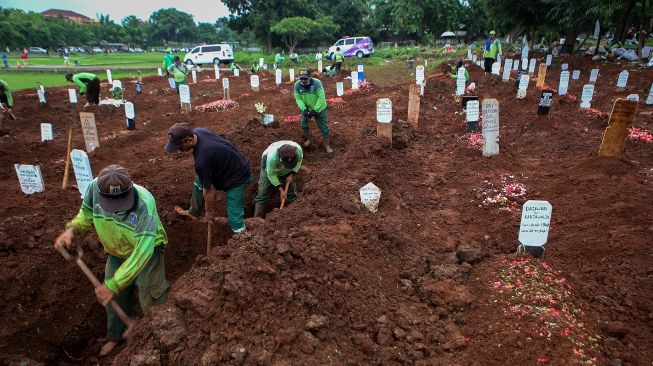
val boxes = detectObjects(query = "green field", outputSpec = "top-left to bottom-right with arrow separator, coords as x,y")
0,70 -> 157,90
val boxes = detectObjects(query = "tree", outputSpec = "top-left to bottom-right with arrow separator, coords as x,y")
148,8 -> 196,44
271,17 -> 315,52
122,15 -> 145,47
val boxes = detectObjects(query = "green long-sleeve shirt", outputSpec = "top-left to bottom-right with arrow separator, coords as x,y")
294,78 -> 327,113
66,180 -> 167,294
163,53 -> 175,70
167,63 -> 189,83
450,66 -> 469,81
483,38 -> 502,59
262,140 -> 303,187
0,79 -> 13,107
72,73 -> 98,94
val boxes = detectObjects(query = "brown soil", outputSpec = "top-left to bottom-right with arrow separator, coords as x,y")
0,54 -> 651,366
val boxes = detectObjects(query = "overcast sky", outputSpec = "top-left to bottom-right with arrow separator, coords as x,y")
1,0 -> 230,23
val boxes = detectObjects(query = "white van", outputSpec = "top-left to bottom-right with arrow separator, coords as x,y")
326,36 -> 374,60
184,44 -> 234,65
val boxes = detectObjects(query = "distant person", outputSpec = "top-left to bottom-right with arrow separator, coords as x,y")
290,51 -> 299,64
250,63 -> 261,73
483,30 -> 502,73
254,140 -> 303,217
274,52 -> 284,68
164,123 -> 252,234
167,56 -> 189,93
1,51 -> 8,69
63,54 -> 71,66
54,164 -> 169,357
66,72 -> 101,106
332,47 -> 345,74
0,79 -> 14,115
294,68 -> 332,153
20,49 -> 28,67
162,49 -> 174,77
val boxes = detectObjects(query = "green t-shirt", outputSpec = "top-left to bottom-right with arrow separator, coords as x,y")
262,141 -> 303,187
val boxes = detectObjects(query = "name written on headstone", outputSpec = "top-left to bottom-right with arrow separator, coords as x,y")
518,200 -> 553,247
79,112 -> 99,152
40,123 -> 54,141
359,182 -> 381,213
70,149 -> 93,197
14,164 -> 45,194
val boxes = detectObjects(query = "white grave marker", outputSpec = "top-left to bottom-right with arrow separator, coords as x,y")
518,200 -> 553,247
359,182 -> 381,213
482,99 -> 500,157
40,123 -> 54,141
106,69 -> 112,84
289,69 -> 295,82
616,70 -> 628,88
68,89 -> 78,104
561,63 -> 568,71
521,58 -> 528,70
125,101 -> 135,119
513,59 -> 519,71
14,164 -> 45,194
179,84 -> 191,104
351,71 -> 359,90
466,100 -> 480,122
626,94 -> 639,102
157,68 -> 163,76
572,70 -> 580,80
646,84 -> 653,105
251,75 -> 260,91
192,69 -> 197,84
234,68 -> 240,77
222,78 -> 229,89
263,114 -> 274,125
79,112 -> 99,152
503,59 -> 513,82
521,45 -> 529,61
472,54 -> 477,63
167,77 -> 176,89
37,89 -> 46,104
336,82 -> 344,96
589,68 -> 599,83
70,149 -> 93,197
491,62 -> 500,76
214,64 -> 220,79
456,67 -> 466,96
528,59 -> 536,75
558,71 -> 570,96
275,69 -> 282,85
517,74 -> 530,99
546,54 -> 552,66
416,65 -> 425,85
376,98 -> 392,123
580,84 -> 595,109
467,49 -> 472,61
259,58 -> 264,67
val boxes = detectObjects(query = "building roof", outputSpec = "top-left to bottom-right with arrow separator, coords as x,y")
41,9 -> 92,21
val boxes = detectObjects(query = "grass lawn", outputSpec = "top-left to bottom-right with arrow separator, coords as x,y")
0,70 -> 157,90
3,53 -> 184,67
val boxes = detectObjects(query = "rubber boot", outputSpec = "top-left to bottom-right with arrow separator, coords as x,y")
322,135 -> 333,153
303,130 -> 311,147
253,202 -> 266,218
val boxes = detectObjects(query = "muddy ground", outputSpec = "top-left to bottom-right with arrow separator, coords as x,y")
0,55 -> 651,365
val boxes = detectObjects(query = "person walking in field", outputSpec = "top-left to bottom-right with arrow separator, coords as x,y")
162,49 -> 174,77
66,72 -> 101,105
54,165 -> 169,357
254,140 -> 303,217
332,47 -> 345,74
20,49 -> 29,67
294,68 -> 332,153
483,30 -> 502,74
1,51 -> 8,69
167,56 -> 189,93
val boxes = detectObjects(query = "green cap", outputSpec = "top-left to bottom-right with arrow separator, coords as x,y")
489,30 -> 496,36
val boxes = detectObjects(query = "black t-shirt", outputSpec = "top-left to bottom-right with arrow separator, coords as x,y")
192,128 -> 250,191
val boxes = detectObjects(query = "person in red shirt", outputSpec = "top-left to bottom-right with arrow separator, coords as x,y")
20,49 -> 29,67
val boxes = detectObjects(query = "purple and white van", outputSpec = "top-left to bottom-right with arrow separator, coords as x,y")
327,36 -> 374,60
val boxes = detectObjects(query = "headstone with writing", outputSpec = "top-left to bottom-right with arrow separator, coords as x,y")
289,69 -> 295,82
521,58 -> 528,71
37,88 -> 46,104
68,89 -> 78,104
416,65 -> 425,85
336,82 -> 344,97
537,90 -> 554,115
558,71 -> 570,96
456,67 -> 466,96
358,64 -> 365,82
70,149 -> 93,197
14,164 -> 45,194
359,182 -> 381,213
482,99 -> 500,157
251,75 -> 260,92
222,78 -> 230,100
616,70 -> 628,88
125,102 -> 135,130
513,59 -> 519,71
192,70 -> 197,84
491,62 -> 500,76
626,94 -> 639,102
263,114 -> 274,125
179,84 -> 191,111
167,77 -> 176,89
517,74 -> 530,99
572,70 -> 580,80
546,54 -> 552,67
234,68 -> 240,77
522,44 -> 529,59
536,64 -> 547,88
462,95 -> 478,108
466,100 -> 480,132
518,200 -> 553,247
646,83 -> 653,105
589,68 -> 599,83
351,71 -> 359,90
502,59 -> 513,82
580,84 -> 595,109
79,112 -> 99,152
40,123 -> 54,142
157,68 -> 162,76
376,98 -> 393,143
561,63 -> 568,71
598,99 -> 637,157
275,69 -> 282,85
528,59 -> 536,75
214,64 -> 220,79
106,69 -> 112,84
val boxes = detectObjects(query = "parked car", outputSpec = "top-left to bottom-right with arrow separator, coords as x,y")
28,47 -> 48,55
326,37 -> 374,60
91,47 -> 104,53
184,44 -> 234,65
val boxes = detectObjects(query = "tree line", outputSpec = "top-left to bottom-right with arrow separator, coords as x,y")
1,1 -> 651,52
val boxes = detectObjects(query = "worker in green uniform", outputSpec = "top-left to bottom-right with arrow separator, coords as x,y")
294,68 -> 332,153
0,79 -> 14,115
332,47 -> 345,74
66,72 -> 101,105
450,60 -> 469,81
54,165 -> 169,357
167,56 -> 189,92
254,140 -> 303,217
162,49 -> 175,76
483,30 -> 502,74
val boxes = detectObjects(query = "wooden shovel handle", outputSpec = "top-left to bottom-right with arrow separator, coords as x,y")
206,221 -> 212,256
61,127 -> 73,189
280,179 -> 291,209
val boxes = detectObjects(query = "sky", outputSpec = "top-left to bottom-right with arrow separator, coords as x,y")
1,0 -> 230,23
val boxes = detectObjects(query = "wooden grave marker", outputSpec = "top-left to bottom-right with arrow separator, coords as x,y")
502,59 -> 513,82
456,67 -> 466,96
167,77 -> 176,89
545,54 -> 552,67
572,70 -> 580,80
79,112 -> 99,152
192,70 -> 197,84
106,69 -> 112,84
407,84 -> 420,129
598,99 -> 637,157
646,83 -> 653,105
222,78 -> 230,100
289,69 -> 295,82
359,182 -> 381,213
528,59 -> 536,76
351,71 -> 359,90
214,64 -> 220,79
536,63 -> 547,88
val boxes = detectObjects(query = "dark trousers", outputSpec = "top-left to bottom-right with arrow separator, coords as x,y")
255,156 -> 298,205
0,94 -> 8,107
484,57 -> 494,73
86,78 -> 100,104
334,62 -> 343,74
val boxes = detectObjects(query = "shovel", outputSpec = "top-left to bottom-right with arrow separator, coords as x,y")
280,179 -> 291,209
56,244 -> 135,339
